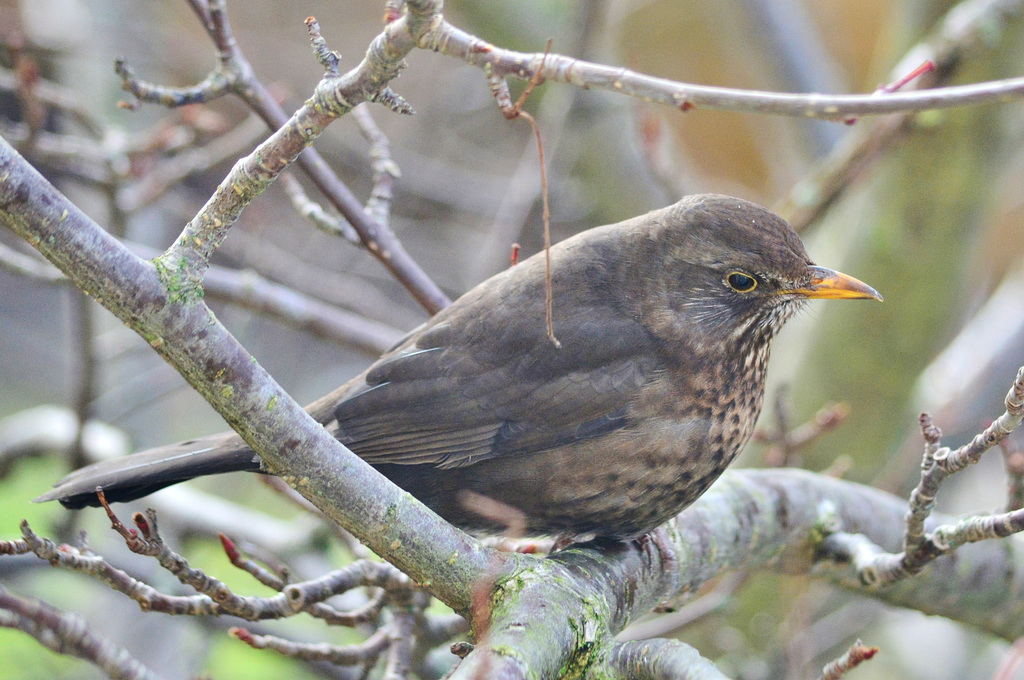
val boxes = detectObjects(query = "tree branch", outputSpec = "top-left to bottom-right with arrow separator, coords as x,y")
421,11 -> 1024,119
0,587 -> 162,680
448,468 -> 1024,678
0,136 -> 492,615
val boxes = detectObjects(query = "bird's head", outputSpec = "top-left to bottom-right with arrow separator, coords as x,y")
631,194 -> 882,347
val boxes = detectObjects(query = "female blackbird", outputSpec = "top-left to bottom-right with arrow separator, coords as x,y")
37,194 -> 881,539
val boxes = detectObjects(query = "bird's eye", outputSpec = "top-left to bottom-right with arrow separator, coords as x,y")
726,272 -> 757,293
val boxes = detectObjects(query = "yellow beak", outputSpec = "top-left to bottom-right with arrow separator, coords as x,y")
788,266 -> 883,301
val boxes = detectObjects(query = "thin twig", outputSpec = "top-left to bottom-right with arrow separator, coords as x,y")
430,14 -> 1024,119
125,2 -> 448,313
487,41 -> 559,347
1001,440 -> 1024,511
817,639 -> 879,680
351,103 -> 401,228
816,367 -> 1024,587
0,587 -> 164,680
231,625 -> 391,668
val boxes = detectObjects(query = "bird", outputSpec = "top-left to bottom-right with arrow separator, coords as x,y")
36,194 -> 881,539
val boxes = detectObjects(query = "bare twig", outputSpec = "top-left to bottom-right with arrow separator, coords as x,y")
755,386 -> 850,467
115,53 -> 234,109
15,510 -> 418,630
0,587 -> 164,680
428,13 -> 1024,120
1001,440 -> 1024,511
778,0 -> 1022,230
306,17 -> 342,77
16,519 -> 219,616
231,625 -> 391,667
279,172 -> 361,243
218,532 -> 291,589
383,607 -> 417,680
219,533 -> 390,626
487,42 -> 559,348
476,0 -> 603,279
841,59 -> 936,125
117,0 -> 449,313
351,103 -> 401,228
817,638 -> 878,680
817,367 -> 1024,587
606,637 -> 729,680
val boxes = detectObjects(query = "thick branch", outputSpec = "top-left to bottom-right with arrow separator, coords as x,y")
607,638 -> 728,680
667,469 -> 1024,640
452,468 -> 1024,678
0,136 -> 492,615
175,1 -> 449,313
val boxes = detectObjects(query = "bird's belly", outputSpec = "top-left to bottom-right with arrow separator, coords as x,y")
379,419 -> 739,539
531,424 -> 731,538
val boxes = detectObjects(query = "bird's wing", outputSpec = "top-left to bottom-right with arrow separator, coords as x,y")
333,293 -> 658,469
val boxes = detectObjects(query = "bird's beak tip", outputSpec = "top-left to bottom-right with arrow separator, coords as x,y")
794,266 -> 883,302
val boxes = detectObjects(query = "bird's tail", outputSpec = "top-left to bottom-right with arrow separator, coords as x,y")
34,378 -> 359,509
33,432 -> 261,508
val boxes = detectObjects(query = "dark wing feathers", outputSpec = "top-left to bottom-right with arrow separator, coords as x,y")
341,423 -> 501,462
334,293 -> 657,468
572,407 -> 629,440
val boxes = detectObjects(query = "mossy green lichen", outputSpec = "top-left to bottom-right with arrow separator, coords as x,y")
489,645 -> 520,658
152,255 -> 205,304
808,500 -> 840,549
142,331 -> 165,349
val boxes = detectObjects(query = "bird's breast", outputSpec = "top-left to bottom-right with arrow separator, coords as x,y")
627,336 -> 771,473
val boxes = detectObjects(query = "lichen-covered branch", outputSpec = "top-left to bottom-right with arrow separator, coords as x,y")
115,0 -> 449,313
0,133 -> 492,616
606,638 -> 728,680
434,464 -> 1024,678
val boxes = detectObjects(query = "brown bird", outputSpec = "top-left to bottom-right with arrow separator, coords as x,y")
37,194 -> 881,539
